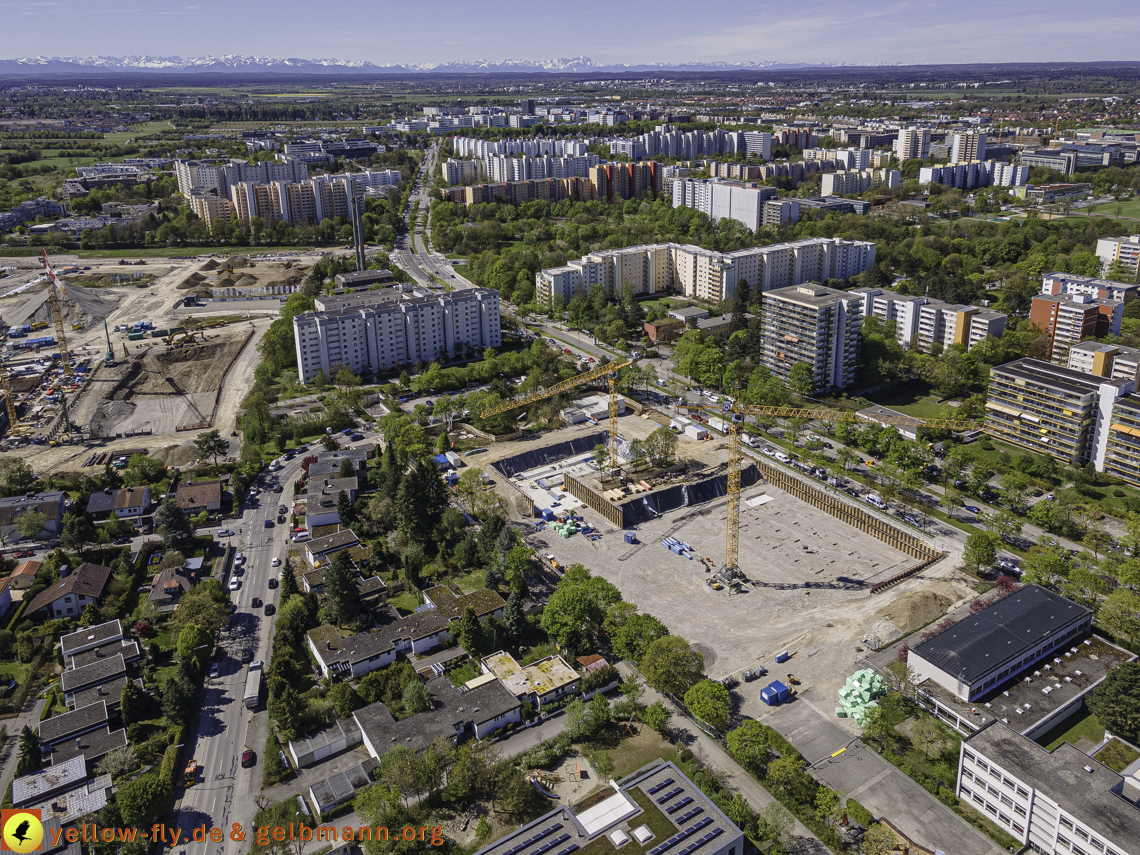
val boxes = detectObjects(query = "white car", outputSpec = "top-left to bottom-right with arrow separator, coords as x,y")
228,578 -> 241,591
271,557 -> 281,567
291,532 -> 310,543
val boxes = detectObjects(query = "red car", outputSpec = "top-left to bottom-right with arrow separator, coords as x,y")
14,550 -> 34,558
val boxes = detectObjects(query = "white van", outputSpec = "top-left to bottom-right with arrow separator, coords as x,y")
291,532 -> 311,543
774,451 -> 790,463
865,493 -> 887,510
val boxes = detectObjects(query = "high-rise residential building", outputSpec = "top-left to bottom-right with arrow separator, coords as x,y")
895,127 -> 931,161
188,193 -> 233,229
1041,271 -> 1140,303
916,303 -> 1008,353
957,720 -> 1140,855
293,288 -> 501,384
1030,293 -> 1124,364
761,284 -> 862,392
849,288 -> 930,347
950,132 -> 987,163
762,199 -> 800,227
671,178 -> 777,231
985,358 -> 1132,467
1067,341 -> 1140,385
1096,234 -> 1140,279
536,238 -> 876,307
820,168 -> 900,197
440,158 -> 483,184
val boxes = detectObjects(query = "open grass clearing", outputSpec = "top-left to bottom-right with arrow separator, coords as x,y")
1039,709 -> 1105,751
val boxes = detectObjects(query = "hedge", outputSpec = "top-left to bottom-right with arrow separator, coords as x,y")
846,798 -> 875,828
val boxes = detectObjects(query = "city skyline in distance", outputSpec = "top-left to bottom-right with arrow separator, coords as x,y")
1,0 -> 1137,68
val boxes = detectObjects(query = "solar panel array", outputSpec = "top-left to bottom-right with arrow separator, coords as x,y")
648,817 -> 714,855
502,823 -> 564,855
532,834 -> 571,855
554,846 -> 579,855
665,796 -> 694,815
655,787 -> 684,804
675,827 -> 724,855
647,777 -> 676,795
675,807 -> 705,825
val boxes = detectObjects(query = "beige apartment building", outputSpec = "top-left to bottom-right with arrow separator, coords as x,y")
761,283 -> 862,392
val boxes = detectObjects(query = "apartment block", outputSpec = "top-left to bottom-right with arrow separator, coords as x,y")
536,238 -> 876,307
1029,293 -> 1123,364
895,127 -> 931,161
984,358 -> 1132,467
1067,341 -> 1140,385
1096,234 -> 1140,279
761,284 -> 862,392
919,160 -> 1028,190
916,302 -> 1008,353
849,288 -> 930,347
1041,271 -> 1140,303
820,168 -> 900,197
440,158 -> 483,184
958,721 -> 1140,855
188,193 -> 233,229
950,132 -> 987,163
671,178 -> 777,231
293,288 -> 501,383
762,199 -> 800,227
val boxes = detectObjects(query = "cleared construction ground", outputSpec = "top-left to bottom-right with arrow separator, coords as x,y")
477,413 -> 974,711
69,325 -> 253,436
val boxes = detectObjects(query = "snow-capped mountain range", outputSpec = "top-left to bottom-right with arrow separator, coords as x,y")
0,55 -> 841,75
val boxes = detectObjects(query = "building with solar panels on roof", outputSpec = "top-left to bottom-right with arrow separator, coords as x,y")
907,585 -> 1093,704
474,761 -> 742,855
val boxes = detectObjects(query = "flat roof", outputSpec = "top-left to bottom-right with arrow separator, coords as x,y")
71,675 -> 133,711
68,639 -> 140,669
39,701 -> 109,745
288,718 -> 361,758
47,725 -> 127,766
483,652 -> 580,697
967,720 -> 1140,848
911,585 -> 1091,686
991,357 -> 1112,397
11,755 -> 87,806
309,759 -> 377,811
60,653 -> 126,694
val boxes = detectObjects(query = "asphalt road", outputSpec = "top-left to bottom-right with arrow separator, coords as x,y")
172,451 -> 308,855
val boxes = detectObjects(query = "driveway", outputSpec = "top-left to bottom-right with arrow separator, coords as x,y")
760,699 -> 1003,855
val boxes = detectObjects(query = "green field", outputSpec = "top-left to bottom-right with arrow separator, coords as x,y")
103,121 -> 176,142
864,384 -> 950,419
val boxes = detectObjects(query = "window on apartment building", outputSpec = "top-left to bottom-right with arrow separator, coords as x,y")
1014,805 -> 1027,817
985,803 -> 997,816
999,813 -> 1011,825
972,793 -> 984,806
1061,819 -> 1074,831
1001,794 -> 1013,807
1012,823 -> 1024,835
1075,830 -> 1089,843
963,769 -> 974,780
1090,840 -> 1104,853
1059,837 -> 1072,850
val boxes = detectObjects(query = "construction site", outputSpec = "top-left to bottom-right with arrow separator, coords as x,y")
0,251 -> 320,469
471,398 -> 974,715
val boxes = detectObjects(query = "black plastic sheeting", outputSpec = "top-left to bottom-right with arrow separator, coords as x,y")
491,431 -> 609,479
623,465 -> 762,527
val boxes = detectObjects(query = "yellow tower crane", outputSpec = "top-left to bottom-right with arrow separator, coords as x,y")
40,250 -> 73,380
480,353 -> 641,471
686,393 -> 979,574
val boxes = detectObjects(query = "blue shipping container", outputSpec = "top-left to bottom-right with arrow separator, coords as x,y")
624,532 -> 636,544
775,650 -> 791,664
541,508 -> 555,521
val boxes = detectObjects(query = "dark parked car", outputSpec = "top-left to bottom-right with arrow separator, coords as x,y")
268,578 -> 278,589
240,649 -> 252,664
274,485 -> 283,493
278,515 -> 286,524
251,597 -> 262,608
241,750 -> 256,768
963,505 -> 981,515
263,519 -> 274,529
114,536 -> 133,545
264,603 -> 276,616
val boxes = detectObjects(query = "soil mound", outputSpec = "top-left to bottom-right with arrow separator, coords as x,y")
200,259 -> 220,271
875,584 -> 955,635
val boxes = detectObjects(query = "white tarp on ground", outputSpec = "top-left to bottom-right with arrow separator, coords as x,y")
746,494 -> 775,508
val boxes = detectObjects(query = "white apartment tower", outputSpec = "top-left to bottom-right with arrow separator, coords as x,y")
761,284 -> 862,392
950,132 -> 987,163
895,127 -> 931,161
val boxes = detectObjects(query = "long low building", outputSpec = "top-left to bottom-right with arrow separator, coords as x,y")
908,585 -> 1092,703
959,720 -> 1140,855
307,606 -> 452,679
293,287 -> 501,384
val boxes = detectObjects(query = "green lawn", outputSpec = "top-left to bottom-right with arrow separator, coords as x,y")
1094,738 -> 1140,772
445,662 -> 480,687
1085,199 -> 1140,219
1039,710 -> 1105,751
610,732 -> 679,778
103,121 -> 176,142
864,384 -> 953,420
387,590 -> 421,615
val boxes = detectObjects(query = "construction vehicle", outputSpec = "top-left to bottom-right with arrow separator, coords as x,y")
184,759 -> 198,787
0,314 -> 24,435
480,353 -> 641,474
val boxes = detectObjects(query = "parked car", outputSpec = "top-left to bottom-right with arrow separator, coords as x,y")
963,505 -> 981,515
271,557 -> 281,567
240,649 -> 253,664
264,603 -> 276,616
217,529 -> 234,537
228,578 -> 240,591
241,750 -> 256,768
291,532 -> 310,543
209,664 -> 220,679
277,515 -> 286,524
252,597 -> 262,608
278,504 -> 287,514
268,578 -> 278,589
114,536 -> 133,545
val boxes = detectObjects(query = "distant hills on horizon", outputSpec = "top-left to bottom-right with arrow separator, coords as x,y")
1,55 -> 1134,77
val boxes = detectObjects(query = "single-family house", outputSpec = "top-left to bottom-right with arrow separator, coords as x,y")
25,563 -> 112,619
309,448 -> 369,479
482,651 -> 581,708
86,486 -> 152,524
422,585 -> 505,621
307,606 -> 451,679
175,479 -> 223,513
0,491 -> 66,536
354,675 -> 520,760
8,560 -> 41,590
304,529 -> 360,568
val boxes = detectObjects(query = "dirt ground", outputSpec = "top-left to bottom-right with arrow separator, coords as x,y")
479,415 -> 978,709
68,325 -> 253,436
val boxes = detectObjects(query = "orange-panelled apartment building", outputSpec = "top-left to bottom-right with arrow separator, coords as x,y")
1029,293 -> 1123,364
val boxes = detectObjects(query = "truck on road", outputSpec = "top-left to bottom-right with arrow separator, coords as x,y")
244,661 -> 263,709
184,759 -> 198,787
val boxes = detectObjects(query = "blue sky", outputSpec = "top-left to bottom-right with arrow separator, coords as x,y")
3,0 -> 1138,65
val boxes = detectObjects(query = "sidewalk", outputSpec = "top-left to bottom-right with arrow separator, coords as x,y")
615,663 -> 827,854
0,697 -> 47,801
